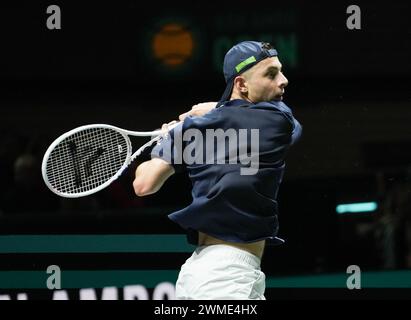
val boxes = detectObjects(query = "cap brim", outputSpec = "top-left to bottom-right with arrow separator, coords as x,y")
219,79 -> 235,103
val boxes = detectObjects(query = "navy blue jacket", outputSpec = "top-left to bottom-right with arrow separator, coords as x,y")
151,99 -> 302,245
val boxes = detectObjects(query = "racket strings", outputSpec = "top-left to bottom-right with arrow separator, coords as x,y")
45,127 -> 129,195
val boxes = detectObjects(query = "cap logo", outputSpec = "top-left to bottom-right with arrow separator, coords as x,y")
235,56 -> 257,73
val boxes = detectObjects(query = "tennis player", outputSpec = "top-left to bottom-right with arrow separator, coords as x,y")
133,41 -> 302,300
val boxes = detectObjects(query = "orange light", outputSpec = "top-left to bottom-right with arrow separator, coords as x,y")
152,23 -> 194,67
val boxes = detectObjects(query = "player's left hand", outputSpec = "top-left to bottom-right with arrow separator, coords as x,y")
161,120 -> 178,134
178,102 -> 217,121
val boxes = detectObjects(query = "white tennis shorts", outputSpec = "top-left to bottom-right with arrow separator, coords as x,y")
175,244 -> 266,300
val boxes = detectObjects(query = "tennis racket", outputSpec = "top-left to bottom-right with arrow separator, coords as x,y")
41,123 -> 180,198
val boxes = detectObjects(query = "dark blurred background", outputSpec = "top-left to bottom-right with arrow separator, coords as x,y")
0,0 -> 411,298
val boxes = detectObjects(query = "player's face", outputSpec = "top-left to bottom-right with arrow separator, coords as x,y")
245,57 -> 288,102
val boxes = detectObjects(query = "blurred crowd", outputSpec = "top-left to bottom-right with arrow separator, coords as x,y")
372,171 -> 411,269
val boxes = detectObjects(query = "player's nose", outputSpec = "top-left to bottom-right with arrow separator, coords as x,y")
279,72 -> 288,88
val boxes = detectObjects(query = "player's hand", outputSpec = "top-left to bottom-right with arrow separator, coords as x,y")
178,102 -> 217,121
161,120 -> 178,134
151,120 -> 178,141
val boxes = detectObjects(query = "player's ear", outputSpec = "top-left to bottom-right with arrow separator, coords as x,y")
234,76 -> 248,94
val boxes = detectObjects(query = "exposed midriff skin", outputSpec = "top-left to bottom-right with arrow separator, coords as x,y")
198,231 -> 265,259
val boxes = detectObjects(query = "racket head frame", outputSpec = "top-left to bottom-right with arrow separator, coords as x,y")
41,122 -> 179,198
41,124 -> 134,198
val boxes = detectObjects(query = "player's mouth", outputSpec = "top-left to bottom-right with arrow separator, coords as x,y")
274,90 -> 284,100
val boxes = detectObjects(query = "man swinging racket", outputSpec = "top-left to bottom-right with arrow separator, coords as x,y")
133,41 -> 302,300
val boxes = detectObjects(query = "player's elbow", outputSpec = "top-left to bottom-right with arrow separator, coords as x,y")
133,179 -> 155,197
133,158 -> 174,197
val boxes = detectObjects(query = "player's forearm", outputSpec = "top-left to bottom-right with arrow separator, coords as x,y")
133,158 -> 175,196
